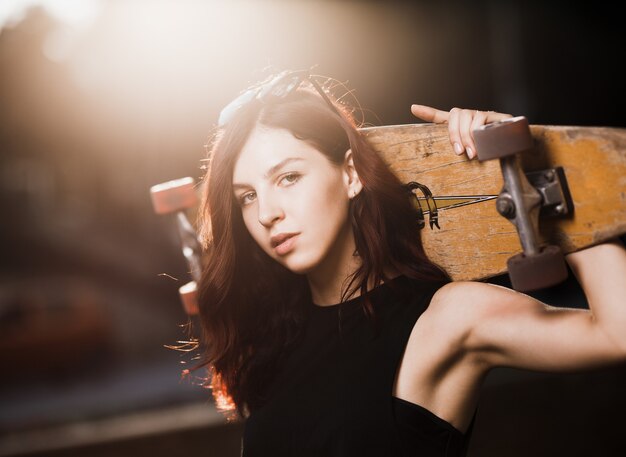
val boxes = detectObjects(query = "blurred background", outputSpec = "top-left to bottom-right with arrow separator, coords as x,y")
0,1 -> 624,456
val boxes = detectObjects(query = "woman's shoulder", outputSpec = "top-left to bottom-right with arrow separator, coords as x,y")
374,276 -> 506,332
429,280 -> 520,312
422,280 -> 525,340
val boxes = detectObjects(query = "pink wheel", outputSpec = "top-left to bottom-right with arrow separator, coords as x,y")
150,177 -> 198,215
473,116 -> 534,161
507,245 -> 568,292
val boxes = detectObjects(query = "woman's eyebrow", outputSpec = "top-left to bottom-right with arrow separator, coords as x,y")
263,157 -> 304,179
232,157 -> 304,189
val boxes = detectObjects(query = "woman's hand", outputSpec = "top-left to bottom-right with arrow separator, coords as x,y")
411,104 -> 512,160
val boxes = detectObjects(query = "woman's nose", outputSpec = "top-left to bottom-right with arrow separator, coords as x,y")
257,196 -> 284,227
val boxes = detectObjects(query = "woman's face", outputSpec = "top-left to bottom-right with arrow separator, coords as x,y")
232,125 -> 358,276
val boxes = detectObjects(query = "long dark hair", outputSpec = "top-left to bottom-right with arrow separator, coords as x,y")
194,77 -> 450,418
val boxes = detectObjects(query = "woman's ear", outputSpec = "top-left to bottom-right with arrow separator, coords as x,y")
343,149 -> 363,199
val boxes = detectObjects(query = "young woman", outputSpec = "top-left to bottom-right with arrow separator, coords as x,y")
193,70 -> 626,456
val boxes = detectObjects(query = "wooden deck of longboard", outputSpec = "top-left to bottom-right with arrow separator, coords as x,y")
359,123 -> 626,281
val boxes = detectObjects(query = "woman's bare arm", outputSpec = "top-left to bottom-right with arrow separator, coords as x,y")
562,239 -> 626,356
430,239 -> 626,372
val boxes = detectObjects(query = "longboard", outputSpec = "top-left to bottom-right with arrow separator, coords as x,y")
361,122 -> 626,284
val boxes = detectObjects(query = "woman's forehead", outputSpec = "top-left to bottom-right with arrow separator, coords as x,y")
233,127 -> 321,181
235,128 -> 321,166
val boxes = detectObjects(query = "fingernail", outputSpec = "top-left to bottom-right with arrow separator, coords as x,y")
466,146 -> 474,159
454,142 -> 464,155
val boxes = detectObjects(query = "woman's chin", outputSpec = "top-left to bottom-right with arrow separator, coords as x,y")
277,255 -> 319,276
283,262 -> 315,276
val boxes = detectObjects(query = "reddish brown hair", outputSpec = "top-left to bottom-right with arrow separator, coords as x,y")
194,81 -> 450,418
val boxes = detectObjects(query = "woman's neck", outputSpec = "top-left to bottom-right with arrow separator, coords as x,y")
307,224 -> 361,306
306,224 -> 400,306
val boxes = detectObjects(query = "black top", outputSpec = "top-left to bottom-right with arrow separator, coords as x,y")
242,275 -> 476,456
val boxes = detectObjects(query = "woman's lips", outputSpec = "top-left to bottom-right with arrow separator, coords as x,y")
272,233 -> 298,256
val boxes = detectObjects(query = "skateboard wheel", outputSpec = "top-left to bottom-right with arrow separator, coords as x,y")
473,116 -> 533,161
507,245 -> 568,292
179,281 -> 199,315
150,177 -> 198,215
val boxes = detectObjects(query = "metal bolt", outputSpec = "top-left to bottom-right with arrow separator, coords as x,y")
496,196 -> 516,219
544,170 -> 555,182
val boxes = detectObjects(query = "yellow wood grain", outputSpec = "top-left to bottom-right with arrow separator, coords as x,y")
359,123 -> 626,281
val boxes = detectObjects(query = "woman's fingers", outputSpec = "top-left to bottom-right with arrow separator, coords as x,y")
485,111 -> 513,123
447,108 -> 463,155
412,104 -> 513,160
459,109 -> 479,158
411,104 -> 450,124
449,108 -> 483,159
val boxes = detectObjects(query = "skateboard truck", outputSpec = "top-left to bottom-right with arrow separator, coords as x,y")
473,117 -> 572,292
150,177 -> 202,315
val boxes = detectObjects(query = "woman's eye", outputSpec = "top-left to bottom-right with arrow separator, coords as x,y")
279,173 -> 300,186
239,192 -> 256,206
